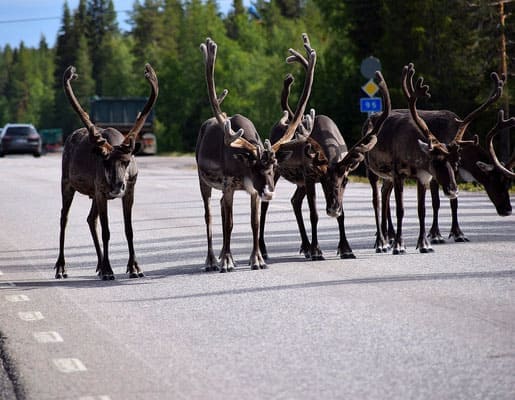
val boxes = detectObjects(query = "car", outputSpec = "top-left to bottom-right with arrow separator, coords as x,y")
0,123 -> 43,157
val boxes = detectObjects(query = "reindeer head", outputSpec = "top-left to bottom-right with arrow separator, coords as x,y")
317,71 -> 390,218
63,64 -> 158,199
402,63 -> 459,199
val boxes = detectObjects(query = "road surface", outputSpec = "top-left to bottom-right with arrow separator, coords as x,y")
0,154 -> 514,399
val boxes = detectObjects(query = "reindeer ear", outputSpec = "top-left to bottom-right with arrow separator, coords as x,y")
276,149 -> 293,163
476,161 -> 495,173
233,152 -> 256,167
418,139 -> 431,155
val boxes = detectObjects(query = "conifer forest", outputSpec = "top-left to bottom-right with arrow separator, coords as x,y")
0,0 -> 513,155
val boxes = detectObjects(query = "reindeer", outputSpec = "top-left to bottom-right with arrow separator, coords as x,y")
196,36 -> 316,272
380,72 -> 510,245
366,63 -> 469,254
259,54 -> 391,261
54,64 -> 158,280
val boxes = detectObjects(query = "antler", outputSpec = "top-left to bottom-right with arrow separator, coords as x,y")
200,38 -> 258,155
339,71 -> 391,169
63,66 -> 113,155
401,63 -> 441,151
123,64 -> 159,147
280,73 -> 295,121
454,72 -> 505,142
272,33 -> 317,152
486,109 -> 515,178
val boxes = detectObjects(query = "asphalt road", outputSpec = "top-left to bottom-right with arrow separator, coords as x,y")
0,154 -> 514,400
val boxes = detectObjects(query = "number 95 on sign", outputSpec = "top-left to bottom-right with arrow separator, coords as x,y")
360,97 -> 382,113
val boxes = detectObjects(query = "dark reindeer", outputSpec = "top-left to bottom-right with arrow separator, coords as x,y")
54,64 -> 158,280
366,63 -> 468,254
259,58 -> 391,261
196,36 -> 316,272
380,72 -> 510,245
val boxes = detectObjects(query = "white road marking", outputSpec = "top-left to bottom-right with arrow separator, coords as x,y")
33,331 -> 63,343
17,311 -> 44,321
78,396 -> 112,400
5,294 -> 30,302
0,270 -> 3,275
53,358 -> 87,373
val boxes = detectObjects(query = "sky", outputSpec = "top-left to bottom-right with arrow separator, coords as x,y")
0,0 -> 244,49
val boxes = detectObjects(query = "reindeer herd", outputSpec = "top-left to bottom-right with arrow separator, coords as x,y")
54,34 -> 514,280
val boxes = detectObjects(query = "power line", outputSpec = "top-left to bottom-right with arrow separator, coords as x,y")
0,10 -> 132,25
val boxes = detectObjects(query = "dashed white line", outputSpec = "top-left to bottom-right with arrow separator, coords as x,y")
17,311 -> 44,321
53,358 -> 87,373
5,294 -> 30,302
33,331 -> 63,343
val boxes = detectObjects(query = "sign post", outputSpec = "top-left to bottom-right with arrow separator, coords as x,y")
360,57 -> 382,115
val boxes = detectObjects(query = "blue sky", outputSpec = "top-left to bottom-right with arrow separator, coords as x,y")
0,0 -> 243,49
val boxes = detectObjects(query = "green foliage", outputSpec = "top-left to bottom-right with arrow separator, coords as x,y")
0,0 -> 512,157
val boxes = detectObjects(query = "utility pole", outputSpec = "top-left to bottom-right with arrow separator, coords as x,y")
498,0 -> 511,162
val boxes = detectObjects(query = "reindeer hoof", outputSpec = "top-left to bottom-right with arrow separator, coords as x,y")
101,274 -> 115,281
419,247 -> 434,253
129,272 -> 139,278
138,272 -> 145,277
311,254 -> 324,261
205,265 -> 220,272
251,264 -> 260,270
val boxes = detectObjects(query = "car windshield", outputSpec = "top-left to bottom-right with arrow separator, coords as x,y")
4,126 -> 36,137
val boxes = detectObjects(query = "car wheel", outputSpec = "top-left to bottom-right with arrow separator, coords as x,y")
33,152 -> 41,158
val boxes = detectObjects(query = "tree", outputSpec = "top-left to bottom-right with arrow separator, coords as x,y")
87,0 -> 119,95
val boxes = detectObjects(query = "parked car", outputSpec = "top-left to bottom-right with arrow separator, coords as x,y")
0,123 -> 42,157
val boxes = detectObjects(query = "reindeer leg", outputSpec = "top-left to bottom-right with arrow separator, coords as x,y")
55,184 -> 75,279
382,180 -> 396,245
291,185 -> 311,258
86,200 -> 102,274
259,200 -> 271,260
369,172 -> 387,252
392,175 -> 406,255
200,180 -> 218,272
336,210 -> 355,259
96,197 -> 115,280
428,180 -> 445,244
449,197 -> 469,242
220,189 -> 236,273
250,193 -> 267,270
306,180 -> 323,261
123,181 -> 143,278
259,174 -> 280,260
416,181 -> 433,253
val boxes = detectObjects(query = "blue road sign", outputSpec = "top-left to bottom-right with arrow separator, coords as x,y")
360,97 -> 382,113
